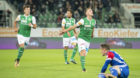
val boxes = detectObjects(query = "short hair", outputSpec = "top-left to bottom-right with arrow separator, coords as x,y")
100,44 -> 110,50
23,5 -> 30,10
85,8 -> 92,14
67,9 -> 72,13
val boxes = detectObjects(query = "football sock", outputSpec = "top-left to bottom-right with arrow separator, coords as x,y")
71,44 -> 77,60
17,47 -> 24,60
80,56 -> 85,70
109,67 -> 118,77
64,49 -> 68,62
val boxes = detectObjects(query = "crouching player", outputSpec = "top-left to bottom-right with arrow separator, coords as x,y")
98,44 -> 129,78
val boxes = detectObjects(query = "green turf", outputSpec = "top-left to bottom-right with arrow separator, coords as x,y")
0,49 -> 140,78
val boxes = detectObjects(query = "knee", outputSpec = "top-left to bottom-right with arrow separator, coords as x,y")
19,43 -> 24,48
80,50 -> 86,56
64,46 -> 68,50
109,66 -> 120,76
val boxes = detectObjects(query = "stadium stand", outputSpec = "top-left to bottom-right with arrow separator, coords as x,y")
3,0 -> 138,28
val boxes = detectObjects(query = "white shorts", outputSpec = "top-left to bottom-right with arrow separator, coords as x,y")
63,36 -> 77,47
78,38 -> 90,53
17,34 -> 30,45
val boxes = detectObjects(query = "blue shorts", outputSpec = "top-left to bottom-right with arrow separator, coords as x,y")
118,66 -> 129,78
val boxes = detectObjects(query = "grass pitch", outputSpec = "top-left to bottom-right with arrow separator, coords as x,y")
0,49 -> 140,78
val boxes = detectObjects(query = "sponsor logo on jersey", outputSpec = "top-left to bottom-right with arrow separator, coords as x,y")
85,25 -> 91,27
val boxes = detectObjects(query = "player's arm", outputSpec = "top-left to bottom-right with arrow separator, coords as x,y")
14,15 -> 20,32
29,16 -> 37,29
73,19 -> 77,38
61,19 -> 71,36
101,59 -> 111,73
91,27 -> 94,38
101,52 -> 114,73
62,25 -> 71,36
62,19 -> 84,33
91,21 -> 96,38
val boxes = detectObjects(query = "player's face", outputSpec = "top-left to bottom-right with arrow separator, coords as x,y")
100,48 -> 106,56
66,11 -> 72,18
86,9 -> 93,16
24,8 -> 30,15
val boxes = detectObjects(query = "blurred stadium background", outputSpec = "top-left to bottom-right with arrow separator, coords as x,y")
0,0 -> 140,78
0,0 -> 140,49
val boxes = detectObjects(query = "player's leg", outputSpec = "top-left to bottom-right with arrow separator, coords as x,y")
109,66 -> 121,78
80,49 -> 86,72
63,38 -> 70,64
70,36 -> 78,64
98,66 -> 129,78
78,38 -> 87,72
15,35 -> 25,67
116,66 -> 129,78
64,46 -> 69,64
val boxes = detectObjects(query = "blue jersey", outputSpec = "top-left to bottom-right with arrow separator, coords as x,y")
101,51 -> 128,73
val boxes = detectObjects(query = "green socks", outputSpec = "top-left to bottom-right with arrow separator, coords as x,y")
17,47 -> 24,60
80,56 -> 85,70
64,50 -> 68,62
71,45 -> 78,60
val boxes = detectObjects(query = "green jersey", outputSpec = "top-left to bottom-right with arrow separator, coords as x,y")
62,18 -> 75,38
17,14 -> 36,37
76,17 -> 96,42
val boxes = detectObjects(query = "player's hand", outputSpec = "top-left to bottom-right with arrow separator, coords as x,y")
14,28 -> 18,32
59,30 -> 66,35
75,34 -> 78,39
67,32 -> 71,37
91,35 -> 94,38
28,23 -> 33,27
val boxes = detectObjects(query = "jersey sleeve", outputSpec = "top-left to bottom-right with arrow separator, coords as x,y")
76,19 -> 84,27
107,52 -> 114,60
101,52 -> 114,73
32,16 -> 36,24
101,60 -> 111,73
15,15 -> 21,21
93,20 -> 96,28
94,20 -> 96,26
74,19 -> 76,24
61,19 -> 66,27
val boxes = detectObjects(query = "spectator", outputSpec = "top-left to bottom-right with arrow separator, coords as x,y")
113,11 -> 120,23
57,13 -> 64,26
40,4 -> 46,14
106,0 -> 112,12
17,0 -> 25,12
97,1 -> 103,20
78,6 -> 83,16
74,10 -> 80,21
107,14 -> 114,23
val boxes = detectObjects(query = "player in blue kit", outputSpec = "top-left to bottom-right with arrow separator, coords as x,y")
98,44 -> 129,78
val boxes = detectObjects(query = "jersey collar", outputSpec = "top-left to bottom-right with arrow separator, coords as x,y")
67,17 -> 72,19
24,14 -> 30,17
